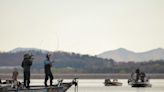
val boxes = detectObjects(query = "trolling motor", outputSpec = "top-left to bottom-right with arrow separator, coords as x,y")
72,78 -> 78,92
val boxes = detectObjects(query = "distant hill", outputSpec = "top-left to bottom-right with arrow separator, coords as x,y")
98,48 -> 164,62
0,48 -> 114,71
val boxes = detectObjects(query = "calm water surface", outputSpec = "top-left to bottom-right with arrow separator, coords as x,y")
29,79 -> 164,92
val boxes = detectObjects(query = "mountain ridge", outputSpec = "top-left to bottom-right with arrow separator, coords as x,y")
98,48 -> 164,62
1,47 -> 164,62
0,47 -> 164,73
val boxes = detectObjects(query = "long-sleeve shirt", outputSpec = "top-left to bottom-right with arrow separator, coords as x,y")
44,59 -> 52,74
21,58 -> 32,72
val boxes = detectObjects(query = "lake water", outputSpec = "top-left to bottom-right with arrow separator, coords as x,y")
29,79 -> 164,92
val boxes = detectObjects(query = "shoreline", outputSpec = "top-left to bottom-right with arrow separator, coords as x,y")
1,73 -> 164,79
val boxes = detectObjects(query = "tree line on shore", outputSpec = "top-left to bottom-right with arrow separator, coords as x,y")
0,50 -> 164,73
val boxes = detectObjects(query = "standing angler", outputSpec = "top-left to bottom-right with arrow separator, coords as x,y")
21,53 -> 33,88
44,53 -> 54,87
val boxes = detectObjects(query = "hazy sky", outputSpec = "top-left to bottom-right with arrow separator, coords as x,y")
0,0 -> 164,55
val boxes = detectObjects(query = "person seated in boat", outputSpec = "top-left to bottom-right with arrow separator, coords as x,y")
140,72 -> 146,82
130,72 -> 135,80
129,72 -> 135,84
12,68 -> 19,81
135,68 -> 140,82
113,79 -> 118,82
105,78 -> 111,83
11,68 -> 19,88
44,53 -> 54,87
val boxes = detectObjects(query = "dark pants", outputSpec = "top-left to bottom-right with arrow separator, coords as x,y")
44,72 -> 54,86
24,71 -> 30,88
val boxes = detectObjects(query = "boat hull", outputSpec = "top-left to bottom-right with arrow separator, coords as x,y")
1,81 -> 76,92
104,82 -> 122,86
131,82 -> 152,87
7,86 -> 64,92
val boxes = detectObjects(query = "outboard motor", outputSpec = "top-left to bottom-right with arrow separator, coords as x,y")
57,79 -> 63,87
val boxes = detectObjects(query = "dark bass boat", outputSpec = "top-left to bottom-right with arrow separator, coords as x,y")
104,79 -> 122,86
128,69 -> 152,88
0,78 -> 78,92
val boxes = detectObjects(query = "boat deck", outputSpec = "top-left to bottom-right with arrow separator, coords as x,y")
1,85 -> 64,92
